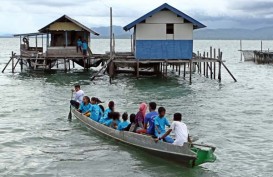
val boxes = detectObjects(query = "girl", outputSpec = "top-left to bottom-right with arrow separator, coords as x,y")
135,103 -> 147,131
99,101 -> 115,124
78,96 -> 91,117
89,97 -> 101,122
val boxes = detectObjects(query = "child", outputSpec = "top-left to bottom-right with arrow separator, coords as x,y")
78,96 -> 91,117
135,103 -> 147,131
117,112 -> 130,131
76,37 -> 82,53
110,112 -> 121,129
99,101 -> 114,124
103,112 -> 114,126
154,107 -> 174,143
156,113 -> 191,146
89,97 -> 101,122
124,114 -> 137,132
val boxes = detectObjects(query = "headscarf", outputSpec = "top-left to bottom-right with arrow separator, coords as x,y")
139,103 -> 147,118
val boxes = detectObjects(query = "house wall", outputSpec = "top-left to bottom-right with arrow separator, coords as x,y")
49,22 -> 82,31
135,40 -> 193,59
134,10 -> 194,60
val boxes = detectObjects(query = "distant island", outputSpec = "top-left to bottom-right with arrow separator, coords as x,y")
2,26 -> 273,40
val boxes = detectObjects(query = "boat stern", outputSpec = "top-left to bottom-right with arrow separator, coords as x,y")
190,145 -> 217,167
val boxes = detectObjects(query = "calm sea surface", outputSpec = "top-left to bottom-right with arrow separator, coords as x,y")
0,38 -> 273,177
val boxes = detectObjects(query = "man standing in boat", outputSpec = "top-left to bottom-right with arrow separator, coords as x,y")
70,85 -> 84,109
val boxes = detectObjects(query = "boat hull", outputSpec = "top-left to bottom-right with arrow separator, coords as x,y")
72,108 -> 216,167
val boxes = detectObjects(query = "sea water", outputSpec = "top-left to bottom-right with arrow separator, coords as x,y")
0,38 -> 273,177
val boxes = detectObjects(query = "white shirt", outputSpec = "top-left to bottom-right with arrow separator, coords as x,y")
74,90 -> 84,103
170,121 -> 189,146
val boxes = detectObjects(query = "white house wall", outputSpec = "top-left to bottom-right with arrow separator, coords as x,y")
135,10 -> 193,40
136,24 -> 166,40
174,23 -> 193,40
145,11 -> 184,24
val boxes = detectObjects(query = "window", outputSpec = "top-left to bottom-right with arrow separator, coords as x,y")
166,24 -> 174,34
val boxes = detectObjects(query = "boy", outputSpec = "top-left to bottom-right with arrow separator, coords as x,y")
117,112 -> 129,131
154,107 -> 174,143
144,102 -> 158,135
156,113 -> 191,146
70,84 -> 84,109
136,102 -> 158,134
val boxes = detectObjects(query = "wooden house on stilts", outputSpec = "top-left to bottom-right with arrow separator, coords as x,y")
3,15 -> 103,72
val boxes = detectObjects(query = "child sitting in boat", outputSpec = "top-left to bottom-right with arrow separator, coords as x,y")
136,102 -> 158,135
156,113 -> 191,146
124,114 -> 137,132
99,101 -> 114,124
110,112 -> 121,129
78,96 -> 92,117
89,97 -> 101,122
117,112 -> 129,131
103,112 -> 114,126
70,84 -> 84,109
135,103 -> 147,132
154,107 -> 174,143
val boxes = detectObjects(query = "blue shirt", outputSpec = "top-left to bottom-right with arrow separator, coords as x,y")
79,102 -> 92,114
117,121 -> 130,131
144,111 -> 158,135
104,119 -> 120,127
89,104 -> 100,122
82,42 -> 88,50
77,39 -> 82,47
154,116 -> 170,137
99,108 -> 112,124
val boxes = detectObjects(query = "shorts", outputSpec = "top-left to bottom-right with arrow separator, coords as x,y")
83,50 -> 87,55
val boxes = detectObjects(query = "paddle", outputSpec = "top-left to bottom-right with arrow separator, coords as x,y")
68,91 -> 73,121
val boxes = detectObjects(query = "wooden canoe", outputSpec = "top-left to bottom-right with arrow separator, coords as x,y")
72,108 -> 216,167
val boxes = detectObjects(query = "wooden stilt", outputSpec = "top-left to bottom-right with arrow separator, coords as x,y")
206,52 -> 209,78
214,48 -> 216,79
136,60 -> 139,78
68,59 -> 71,70
203,52 -> 205,76
11,52 -> 14,73
210,47 -> 213,79
165,61 -> 168,77
64,58 -> 67,72
20,58 -> 23,71
183,63 -> 186,79
73,61 -> 75,68
189,60 -> 192,84
178,64 -> 181,76
57,60 -> 59,68
218,49 -> 222,81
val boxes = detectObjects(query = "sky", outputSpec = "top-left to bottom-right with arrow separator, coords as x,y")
0,0 -> 273,34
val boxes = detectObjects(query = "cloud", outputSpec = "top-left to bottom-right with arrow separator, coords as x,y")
0,0 -> 273,34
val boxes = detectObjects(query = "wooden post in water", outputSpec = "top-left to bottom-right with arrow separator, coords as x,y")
203,52 -> 205,76
73,61 -> 75,68
198,53 -> 202,76
64,58 -> 67,72
240,40 -> 243,61
214,48 -> 216,79
11,52 -> 14,73
261,40 -> 263,52
136,60 -> 139,78
68,59 -> 71,70
178,64 -> 181,76
183,63 -> 186,79
210,47 -> 213,79
189,60 -> 192,84
206,52 -> 209,78
218,49 -> 222,81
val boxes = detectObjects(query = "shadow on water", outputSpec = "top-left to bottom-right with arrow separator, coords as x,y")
72,118 -> 219,177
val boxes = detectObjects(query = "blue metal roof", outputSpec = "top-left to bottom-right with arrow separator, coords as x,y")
123,3 -> 206,31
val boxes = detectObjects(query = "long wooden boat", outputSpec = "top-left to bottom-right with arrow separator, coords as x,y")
72,108 -> 216,167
